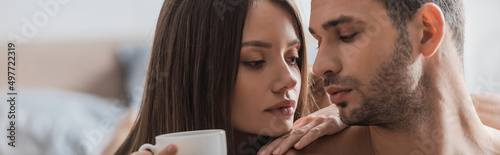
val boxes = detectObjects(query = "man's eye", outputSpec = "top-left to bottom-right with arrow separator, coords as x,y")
340,32 -> 358,42
243,60 -> 265,69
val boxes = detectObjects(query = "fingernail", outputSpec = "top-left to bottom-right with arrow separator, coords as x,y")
272,148 -> 281,154
166,145 -> 176,153
258,150 -> 267,155
294,142 -> 302,149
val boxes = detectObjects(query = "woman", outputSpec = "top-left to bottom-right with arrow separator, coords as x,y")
116,0 -> 314,154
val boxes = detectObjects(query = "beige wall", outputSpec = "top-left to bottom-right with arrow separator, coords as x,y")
0,42 -> 124,99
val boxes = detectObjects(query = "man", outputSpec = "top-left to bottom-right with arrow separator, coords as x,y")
284,0 -> 500,154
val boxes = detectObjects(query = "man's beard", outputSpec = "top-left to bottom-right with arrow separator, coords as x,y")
324,31 -> 431,132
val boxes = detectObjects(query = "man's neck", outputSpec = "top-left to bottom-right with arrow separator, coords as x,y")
368,55 -> 500,155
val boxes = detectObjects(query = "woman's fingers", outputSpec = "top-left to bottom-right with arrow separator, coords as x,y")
285,105 -> 348,153
131,151 -> 154,155
257,118 -> 315,155
293,123 -> 331,149
259,104 -> 349,155
274,119 -> 325,153
130,144 -> 178,155
270,133 -> 303,154
156,144 -> 178,155
259,120 -> 321,155
294,122 -> 347,150
258,135 -> 288,155
291,116 -> 311,129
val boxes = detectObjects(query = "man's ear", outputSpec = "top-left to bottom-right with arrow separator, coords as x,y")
415,3 -> 445,57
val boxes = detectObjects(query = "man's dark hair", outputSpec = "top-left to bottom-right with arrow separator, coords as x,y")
375,0 -> 465,56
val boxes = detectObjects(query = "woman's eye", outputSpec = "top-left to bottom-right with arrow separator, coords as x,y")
340,32 -> 358,42
243,60 -> 265,69
286,57 -> 301,65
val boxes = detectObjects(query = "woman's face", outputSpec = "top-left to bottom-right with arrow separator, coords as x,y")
231,1 -> 302,137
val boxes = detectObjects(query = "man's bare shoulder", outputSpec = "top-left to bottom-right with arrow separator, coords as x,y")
285,126 -> 374,155
471,93 -> 500,130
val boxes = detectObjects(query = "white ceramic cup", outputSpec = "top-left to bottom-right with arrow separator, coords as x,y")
138,129 -> 227,155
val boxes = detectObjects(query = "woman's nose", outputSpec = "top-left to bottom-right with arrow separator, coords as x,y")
271,63 -> 299,94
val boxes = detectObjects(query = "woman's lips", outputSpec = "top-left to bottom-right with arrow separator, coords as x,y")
265,100 -> 296,117
265,106 -> 295,117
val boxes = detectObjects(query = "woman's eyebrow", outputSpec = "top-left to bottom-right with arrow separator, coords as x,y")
241,39 -> 300,49
242,40 -> 272,49
288,39 -> 301,47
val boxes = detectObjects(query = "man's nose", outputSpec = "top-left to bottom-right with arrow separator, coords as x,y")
312,46 -> 342,77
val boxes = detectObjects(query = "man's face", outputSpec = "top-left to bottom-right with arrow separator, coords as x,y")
310,0 -> 428,129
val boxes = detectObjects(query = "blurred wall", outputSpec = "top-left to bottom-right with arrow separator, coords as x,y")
0,0 -> 163,44
463,0 -> 500,94
0,0 -> 163,99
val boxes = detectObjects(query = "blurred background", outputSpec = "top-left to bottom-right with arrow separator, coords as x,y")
0,0 -> 498,154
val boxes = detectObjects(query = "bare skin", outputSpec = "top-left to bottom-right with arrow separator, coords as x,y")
283,0 -> 500,154
471,93 -> 500,130
260,93 -> 500,155
259,70 -> 500,155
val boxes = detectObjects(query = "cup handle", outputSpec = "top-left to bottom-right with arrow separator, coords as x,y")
138,143 -> 157,154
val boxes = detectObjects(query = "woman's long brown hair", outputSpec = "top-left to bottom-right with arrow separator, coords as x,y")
115,0 -> 308,154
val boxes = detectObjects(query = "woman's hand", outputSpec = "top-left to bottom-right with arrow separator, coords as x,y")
130,144 -> 178,155
258,104 -> 348,155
